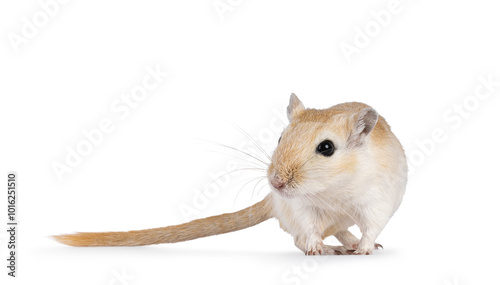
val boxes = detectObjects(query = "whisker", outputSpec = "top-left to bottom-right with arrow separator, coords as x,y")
232,175 -> 268,208
251,177 -> 268,202
317,192 -> 361,227
201,149 -> 267,169
297,153 -> 317,170
255,181 -> 270,198
193,138 -> 270,167
230,122 -> 272,161
302,191 -> 361,230
197,166 -> 266,196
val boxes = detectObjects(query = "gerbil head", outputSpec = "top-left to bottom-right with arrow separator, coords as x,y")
267,94 -> 379,198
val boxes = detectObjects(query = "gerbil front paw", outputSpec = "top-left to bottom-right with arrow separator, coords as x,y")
305,242 -> 324,255
305,235 -> 324,255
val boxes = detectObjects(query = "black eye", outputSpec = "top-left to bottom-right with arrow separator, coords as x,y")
278,135 -> 282,144
316,140 -> 335,156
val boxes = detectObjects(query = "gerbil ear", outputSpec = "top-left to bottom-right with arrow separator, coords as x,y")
287,93 -> 305,121
347,107 -> 379,147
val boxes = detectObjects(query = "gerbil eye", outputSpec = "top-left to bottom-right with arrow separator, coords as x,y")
316,140 -> 334,156
278,136 -> 281,144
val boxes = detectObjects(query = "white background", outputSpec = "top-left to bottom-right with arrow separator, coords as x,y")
1,1 -> 500,284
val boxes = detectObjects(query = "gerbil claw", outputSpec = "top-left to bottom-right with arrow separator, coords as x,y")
305,249 -> 322,255
352,247 -> 373,255
351,243 -> 383,250
305,240 -> 324,255
353,251 -> 371,255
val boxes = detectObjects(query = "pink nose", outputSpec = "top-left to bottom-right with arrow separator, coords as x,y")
271,179 -> 286,190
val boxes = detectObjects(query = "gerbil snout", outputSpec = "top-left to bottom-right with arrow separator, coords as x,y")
268,174 -> 291,197
267,166 -> 296,198
270,176 -> 286,191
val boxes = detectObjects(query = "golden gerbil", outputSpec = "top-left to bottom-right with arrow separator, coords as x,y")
54,94 -> 407,255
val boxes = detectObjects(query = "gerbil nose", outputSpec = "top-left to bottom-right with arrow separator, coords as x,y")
271,178 -> 286,190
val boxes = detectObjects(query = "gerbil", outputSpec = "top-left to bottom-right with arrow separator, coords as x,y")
54,94 -> 407,255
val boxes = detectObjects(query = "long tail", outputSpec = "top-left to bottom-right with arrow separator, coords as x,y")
53,195 -> 273,247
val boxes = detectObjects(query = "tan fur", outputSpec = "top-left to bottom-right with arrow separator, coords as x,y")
268,98 -> 407,255
54,96 -> 406,256
54,195 -> 273,247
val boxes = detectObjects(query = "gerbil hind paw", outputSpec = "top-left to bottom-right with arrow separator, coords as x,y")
352,243 -> 383,255
322,245 -> 355,255
304,245 -> 354,255
351,243 -> 384,250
